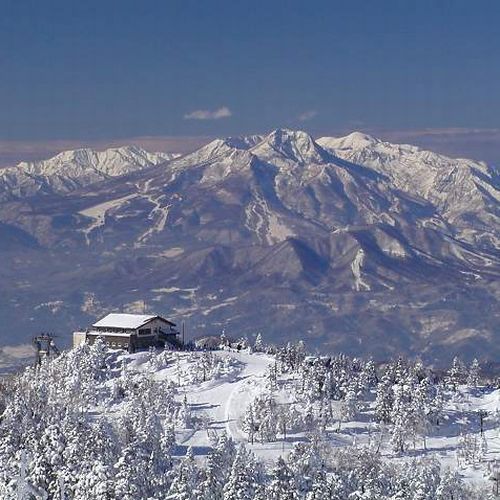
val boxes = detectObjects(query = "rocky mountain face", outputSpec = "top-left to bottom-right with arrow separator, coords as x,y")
0,130 -> 498,364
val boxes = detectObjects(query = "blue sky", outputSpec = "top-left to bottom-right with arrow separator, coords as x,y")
1,0 -> 499,163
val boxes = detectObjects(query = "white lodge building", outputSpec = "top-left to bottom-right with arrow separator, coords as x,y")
73,313 -> 181,352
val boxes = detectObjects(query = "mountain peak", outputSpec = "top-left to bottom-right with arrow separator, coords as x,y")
252,128 -> 326,163
265,128 -> 315,145
175,134 -> 263,167
317,131 -> 379,151
342,131 -> 379,147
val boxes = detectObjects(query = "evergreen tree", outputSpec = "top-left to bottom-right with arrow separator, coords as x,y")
167,447 -> 199,500
254,333 -> 264,352
436,469 -> 468,500
267,456 -> 298,500
340,383 -> 358,426
306,469 -> 330,500
390,384 -> 409,454
446,357 -> 466,391
242,403 -> 257,445
223,444 -> 260,500
467,359 -> 481,389
114,441 -> 148,500
375,373 -> 393,424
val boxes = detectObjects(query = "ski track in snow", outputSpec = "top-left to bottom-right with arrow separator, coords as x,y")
244,191 -> 294,245
136,199 -> 171,245
351,248 -> 371,291
135,180 -> 173,246
79,194 -> 136,245
244,194 -> 267,243
186,352 -> 272,446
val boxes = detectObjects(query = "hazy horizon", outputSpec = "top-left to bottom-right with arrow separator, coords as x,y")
1,126 -> 499,168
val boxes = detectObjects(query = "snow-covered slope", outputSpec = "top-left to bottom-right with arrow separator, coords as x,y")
0,145 -> 179,201
318,132 -> 500,248
0,343 -> 497,497
169,134 -> 263,172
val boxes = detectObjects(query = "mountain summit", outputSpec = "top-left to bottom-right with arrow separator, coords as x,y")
250,128 -> 328,164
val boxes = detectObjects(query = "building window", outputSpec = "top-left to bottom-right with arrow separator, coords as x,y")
138,328 -> 151,336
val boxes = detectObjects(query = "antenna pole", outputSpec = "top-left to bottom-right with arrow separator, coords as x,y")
33,333 -> 60,366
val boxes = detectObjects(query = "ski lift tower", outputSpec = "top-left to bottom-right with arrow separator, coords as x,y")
33,333 -> 60,365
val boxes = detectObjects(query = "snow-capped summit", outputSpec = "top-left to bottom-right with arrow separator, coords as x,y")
173,134 -> 263,169
172,129 -> 327,171
318,131 -> 380,151
0,145 -> 179,201
251,128 -> 327,164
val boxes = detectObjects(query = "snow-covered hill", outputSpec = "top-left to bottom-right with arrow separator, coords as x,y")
0,342 -> 497,498
0,145 -> 179,201
0,129 -> 498,362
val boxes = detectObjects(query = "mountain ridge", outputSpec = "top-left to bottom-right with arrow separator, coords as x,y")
0,145 -> 180,202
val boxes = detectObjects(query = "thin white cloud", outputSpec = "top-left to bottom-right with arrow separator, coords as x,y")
298,110 -> 318,121
184,106 -> 232,120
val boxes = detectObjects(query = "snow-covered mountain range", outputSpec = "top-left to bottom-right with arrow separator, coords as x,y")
0,129 -> 498,363
0,145 -> 178,201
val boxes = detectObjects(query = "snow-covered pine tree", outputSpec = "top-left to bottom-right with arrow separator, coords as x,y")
375,372 -> 394,424
254,333 -> 264,353
267,456 -> 298,500
177,394 -> 192,428
305,469 -> 330,500
199,447 -> 224,500
242,403 -> 257,445
410,378 -> 431,450
339,382 -> 358,428
223,444 -> 260,500
467,359 -> 481,389
390,384 -> 410,454
113,440 -> 149,500
446,357 -> 466,392
436,469 -> 468,500
167,446 -> 199,500
359,358 -> 378,393
73,461 -> 115,500
287,438 -> 324,496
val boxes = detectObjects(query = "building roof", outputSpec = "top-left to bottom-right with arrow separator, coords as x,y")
92,313 -> 175,329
